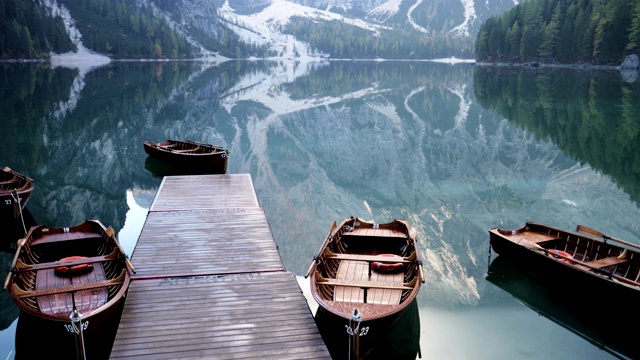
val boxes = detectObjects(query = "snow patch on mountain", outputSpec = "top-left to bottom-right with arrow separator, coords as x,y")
41,0 -> 110,69
218,0 -> 390,58
450,0 -> 477,37
367,0 -> 402,23
407,0 -> 428,34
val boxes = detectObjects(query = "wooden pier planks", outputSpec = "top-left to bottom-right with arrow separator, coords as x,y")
150,173 -> 260,212
130,207 -> 284,279
110,174 -> 331,359
110,272 -> 328,359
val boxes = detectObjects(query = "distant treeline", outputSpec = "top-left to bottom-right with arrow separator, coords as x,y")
0,0 -> 75,59
285,17 -> 474,59
55,0 -> 196,59
476,0 -> 640,65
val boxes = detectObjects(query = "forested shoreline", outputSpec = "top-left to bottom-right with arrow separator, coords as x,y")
476,0 -> 640,66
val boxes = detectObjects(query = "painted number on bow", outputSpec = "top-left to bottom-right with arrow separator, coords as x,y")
64,321 -> 89,333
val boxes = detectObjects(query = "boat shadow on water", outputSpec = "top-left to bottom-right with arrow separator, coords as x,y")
487,256 -> 639,360
314,299 -> 421,360
0,208 -> 36,254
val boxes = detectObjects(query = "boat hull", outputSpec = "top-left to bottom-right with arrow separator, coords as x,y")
0,167 -> 34,224
6,220 -> 132,356
489,223 -> 640,309
143,139 -> 228,174
308,217 -> 423,359
315,299 -> 420,360
15,297 -> 125,359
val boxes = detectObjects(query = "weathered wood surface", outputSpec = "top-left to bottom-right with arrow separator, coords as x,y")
111,174 -> 330,359
131,207 -> 284,279
35,264 -> 107,315
110,272 -> 330,359
334,260 -> 403,304
150,174 -> 259,212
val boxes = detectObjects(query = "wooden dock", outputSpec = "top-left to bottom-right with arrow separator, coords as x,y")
110,174 -> 331,359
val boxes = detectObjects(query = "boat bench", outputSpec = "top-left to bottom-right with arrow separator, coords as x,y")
323,249 -> 415,264
32,233 -> 104,246
584,256 -> 630,269
12,270 -> 127,298
14,249 -> 119,272
316,277 -> 413,291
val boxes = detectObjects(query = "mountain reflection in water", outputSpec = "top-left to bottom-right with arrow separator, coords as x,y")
487,256 -> 637,360
0,59 -> 639,359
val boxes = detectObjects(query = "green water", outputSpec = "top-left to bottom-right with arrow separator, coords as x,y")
1,60 -> 638,359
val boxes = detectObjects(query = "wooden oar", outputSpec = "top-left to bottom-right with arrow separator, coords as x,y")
408,228 -> 426,283
518,238 -> 640,288
3,238 -> 27,290
576,225 -> 640,251
304,220 -> 337,278
106,226 -> 136,274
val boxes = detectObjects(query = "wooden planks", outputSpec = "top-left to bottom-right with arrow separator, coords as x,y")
150,174 -> 259,212
36,264 -> 107,315
334,260 -> 403,305
131,207 -> 284,279
110,272 -> 328,360
111,174 -> 330,359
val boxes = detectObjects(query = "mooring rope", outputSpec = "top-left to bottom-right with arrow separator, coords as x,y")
11,190 -> 27,236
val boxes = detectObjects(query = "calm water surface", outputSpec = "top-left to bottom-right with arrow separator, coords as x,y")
1,60 -> 639,359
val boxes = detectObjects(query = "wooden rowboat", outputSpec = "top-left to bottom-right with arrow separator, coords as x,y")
489,222 -> 640,309
4,220 -> 134,344
305,217 -> 424,359
0,167 -> 35,222
143,139 -> 229,174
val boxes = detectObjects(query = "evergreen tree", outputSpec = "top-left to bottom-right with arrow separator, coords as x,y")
628,2 -> 640,52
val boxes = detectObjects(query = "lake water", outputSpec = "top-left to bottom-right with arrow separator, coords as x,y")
1,60 -> 639,359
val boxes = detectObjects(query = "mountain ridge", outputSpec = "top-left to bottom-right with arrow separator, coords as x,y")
1,0 -> 518,60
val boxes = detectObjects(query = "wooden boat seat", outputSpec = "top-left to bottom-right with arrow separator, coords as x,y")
584,256 -> 630,269
172,146 -> 201,153
330,260 -> 409,305
322,248 -> 416,264
317,277 -> 414,291
342,227 -> 407,238
506,231 -> 560,244
0,176 -> 18,186
33,263 -> 109,316
32,233 -> 104,246
13,269 -> 127,299
14,249 -> 120,272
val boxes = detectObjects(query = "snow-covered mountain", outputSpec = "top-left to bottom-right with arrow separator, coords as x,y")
132,0 -> 519,59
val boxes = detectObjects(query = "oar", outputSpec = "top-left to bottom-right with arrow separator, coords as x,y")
3,238 -> 27,290
517,239 -> 640,288
106,227 -> 136,274
408,227 -> 426,283
304,220 -> 338,278
576,225 -> 640,251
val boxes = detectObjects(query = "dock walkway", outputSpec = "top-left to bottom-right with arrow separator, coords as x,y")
110,174 -> 330,359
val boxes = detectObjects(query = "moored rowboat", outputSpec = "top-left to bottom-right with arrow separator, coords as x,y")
489,222 -> 640,309
143,139 -> 229,174
4,220 -> 134,348
0,167 -> 34,222
306,217 -> 424,359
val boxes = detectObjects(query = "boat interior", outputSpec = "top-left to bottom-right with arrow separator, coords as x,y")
315,227 -> 418,306
506,227 -> 640,283
12,230 -> 127,317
